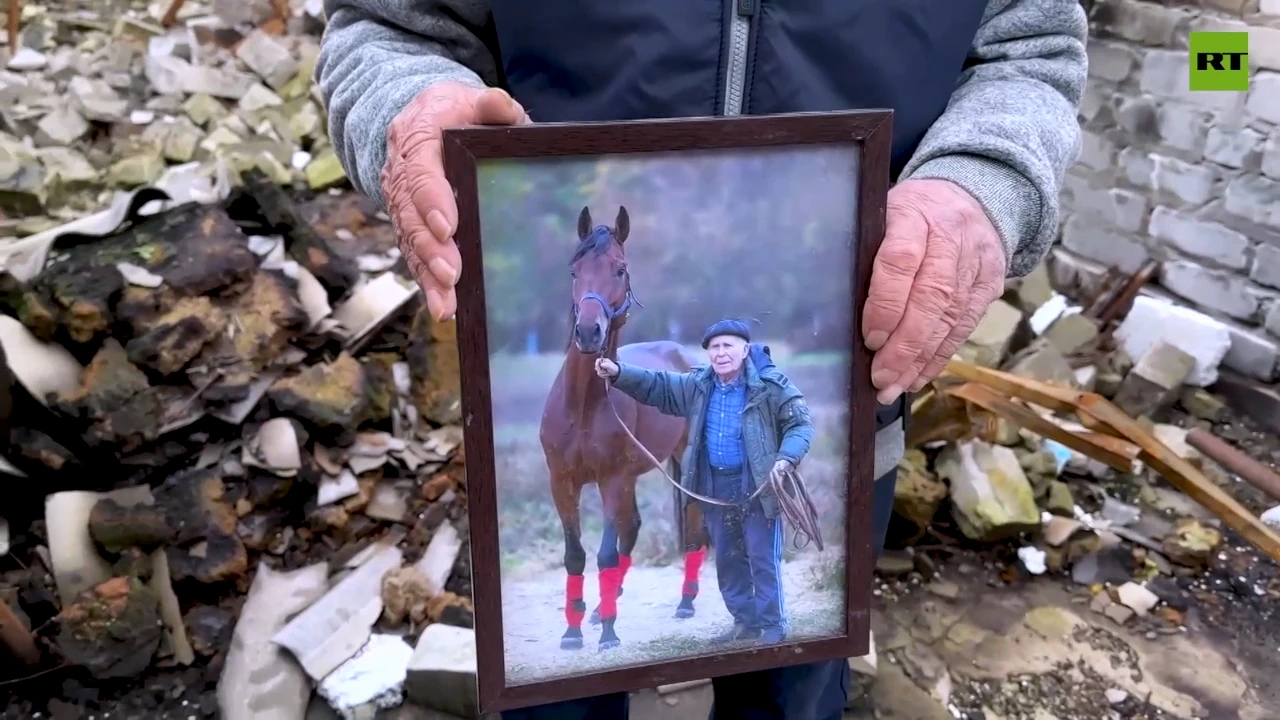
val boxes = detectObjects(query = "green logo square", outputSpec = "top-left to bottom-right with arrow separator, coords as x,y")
1189,32 -> 1249,91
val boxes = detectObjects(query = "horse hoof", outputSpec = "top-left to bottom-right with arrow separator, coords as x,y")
674,607 -> 695,620
560,628 -> 584,651
598,638 -> 621,651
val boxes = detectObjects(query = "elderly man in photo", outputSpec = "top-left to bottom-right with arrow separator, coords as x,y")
594,319 -> 810,647
317,0 -> 1087,716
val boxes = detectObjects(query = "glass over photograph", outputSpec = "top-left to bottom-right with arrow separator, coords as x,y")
477,145 -> 859,686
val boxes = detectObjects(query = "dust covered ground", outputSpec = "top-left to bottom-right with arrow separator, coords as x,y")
501,551 -> 845,686
637,540 -> 1279,720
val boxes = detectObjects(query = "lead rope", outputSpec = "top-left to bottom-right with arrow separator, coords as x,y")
600,369 -> 825,552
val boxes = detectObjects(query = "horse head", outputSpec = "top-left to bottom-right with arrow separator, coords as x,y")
569,205 -> 635,354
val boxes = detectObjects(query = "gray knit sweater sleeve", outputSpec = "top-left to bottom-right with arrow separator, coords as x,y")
315,0 -> 498,208
899,0 -> 1088,278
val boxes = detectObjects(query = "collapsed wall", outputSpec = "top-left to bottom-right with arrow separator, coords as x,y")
1051,0 -> 1280,383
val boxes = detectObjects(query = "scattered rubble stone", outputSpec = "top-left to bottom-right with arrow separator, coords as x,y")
959,299 -> 1024,367
1113,340 -> 1196,418
153,468 -> 249,584
936,440 -> 1040,542
1162,518 -> 1222,569
1179,387 -> 1225,422
54,576 -> 164,680
405,623 -> 478,718
88,498 -> 174,554
183,605 -> 234,658
889,449 -> 946,545
407,312 -> 462,425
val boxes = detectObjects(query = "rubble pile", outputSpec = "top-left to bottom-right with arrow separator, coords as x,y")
870,261 -> 1280,714
0,5 -> 485,717
0,165 -> 479,717
0,0 -> 339,246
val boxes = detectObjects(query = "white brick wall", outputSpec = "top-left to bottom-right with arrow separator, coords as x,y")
1054,0 -> 1280,382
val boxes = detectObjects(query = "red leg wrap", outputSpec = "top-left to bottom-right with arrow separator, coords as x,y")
565,574 -> 585,627
683,548 -> 705,596
598,567 -> 621,620
619,555 -> 632,587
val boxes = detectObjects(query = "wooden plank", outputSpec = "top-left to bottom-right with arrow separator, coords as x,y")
943,359 -> 1128,439
943,383 -> 1140,472
1077,395 -> 1280,564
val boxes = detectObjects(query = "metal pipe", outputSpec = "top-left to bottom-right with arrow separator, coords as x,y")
1186,427 -> 1280,503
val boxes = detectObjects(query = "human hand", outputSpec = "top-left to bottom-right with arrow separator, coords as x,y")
382,81 -> 532,321
861,179 -> 1007,405
770,459 -> 793,483
595,358 -> 619,378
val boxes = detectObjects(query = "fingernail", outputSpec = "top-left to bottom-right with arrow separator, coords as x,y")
426,209 -> 452,241
425,288 -> 445,320
908,377 -> 929,393
871,369 -> 897,389
865,331 -> 888,351
878,385 -> 903,405
428,256 -> 458,286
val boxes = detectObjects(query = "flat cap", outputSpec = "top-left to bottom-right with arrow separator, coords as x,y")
701,318 -> 751,348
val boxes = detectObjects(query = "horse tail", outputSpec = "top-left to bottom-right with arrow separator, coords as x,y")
670,453 -> 686,550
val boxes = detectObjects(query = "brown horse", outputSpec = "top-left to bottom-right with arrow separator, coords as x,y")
539,205 -> 711,651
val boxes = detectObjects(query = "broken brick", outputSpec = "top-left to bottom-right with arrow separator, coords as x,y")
88,498 -> 175,554
192,270 -> 309,404
408,310 -> 462,425
267,351 -> 385,440
125,296 -> 229,375
54,577 -> 163,679
53,339 -> 166,451
22,204 -> 256,349
153,469 -> 249,584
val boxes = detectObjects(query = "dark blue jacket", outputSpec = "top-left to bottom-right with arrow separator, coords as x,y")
489,0 -> 988,178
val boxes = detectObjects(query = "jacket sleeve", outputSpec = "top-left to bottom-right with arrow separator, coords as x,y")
315,0 -> 498,209
612,364 -> 697,418
897,0 -> 1088,278
772,383 -> 814,467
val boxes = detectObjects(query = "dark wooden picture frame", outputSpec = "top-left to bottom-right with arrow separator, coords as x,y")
444,110 -> 892,713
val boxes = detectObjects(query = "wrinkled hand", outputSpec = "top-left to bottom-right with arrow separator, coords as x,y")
862,179 -> 1007,405
382,82 -> 532,321
595,358 -> 619,378
770,459 -> 793,483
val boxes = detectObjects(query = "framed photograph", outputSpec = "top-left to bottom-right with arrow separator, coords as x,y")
444,110 -> 891,712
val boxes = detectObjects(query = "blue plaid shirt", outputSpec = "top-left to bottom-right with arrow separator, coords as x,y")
704,373 -> 746,470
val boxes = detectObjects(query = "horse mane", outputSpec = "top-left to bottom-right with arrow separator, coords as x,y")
569,225 -> 618,265
564,225 -> 623,352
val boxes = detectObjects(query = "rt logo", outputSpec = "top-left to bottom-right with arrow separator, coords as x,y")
1189,31 -> 1249,91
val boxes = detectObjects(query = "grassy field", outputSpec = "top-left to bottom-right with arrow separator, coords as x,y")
488,342 -> 852,579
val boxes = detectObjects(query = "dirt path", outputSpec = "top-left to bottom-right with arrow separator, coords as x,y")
501,554 -> 845,686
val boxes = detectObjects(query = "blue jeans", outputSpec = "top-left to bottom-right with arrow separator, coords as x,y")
501,468 -> 898,720
702,466 -> 786,635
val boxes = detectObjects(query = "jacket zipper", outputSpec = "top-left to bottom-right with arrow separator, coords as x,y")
722,0 -> 757,115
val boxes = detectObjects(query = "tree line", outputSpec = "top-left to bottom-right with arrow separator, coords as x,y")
476,145 -> 862,354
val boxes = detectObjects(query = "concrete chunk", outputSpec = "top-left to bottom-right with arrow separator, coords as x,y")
1043,313 -> 1099,355
1114,295 -> 1230,386
1113,341 -> 1196,418
936,440 -> 1040,542
236,31 -> 300,90
958,299 -> 1024,367
406,624 -> 478,718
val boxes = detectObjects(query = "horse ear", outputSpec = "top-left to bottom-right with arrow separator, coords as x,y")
615,206 -> 629,244
577,206 -> 592,241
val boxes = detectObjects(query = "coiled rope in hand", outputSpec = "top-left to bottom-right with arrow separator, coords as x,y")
602,373 -> 824,551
